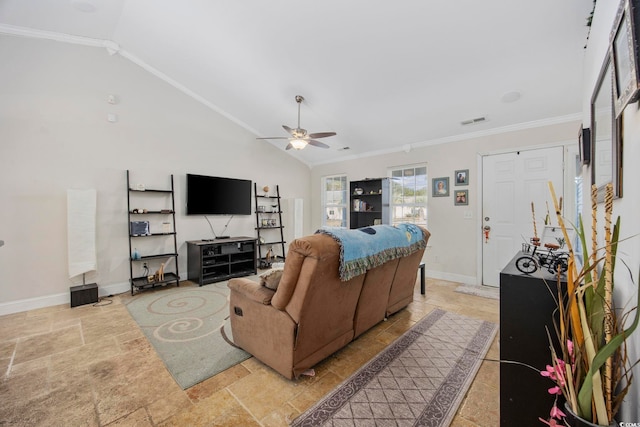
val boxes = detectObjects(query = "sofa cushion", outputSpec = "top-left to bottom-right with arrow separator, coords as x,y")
260,268 -> 284,290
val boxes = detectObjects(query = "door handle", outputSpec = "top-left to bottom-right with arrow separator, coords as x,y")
483,225 -> 491,243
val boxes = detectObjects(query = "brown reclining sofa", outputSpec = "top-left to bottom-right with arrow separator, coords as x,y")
227,224 -> 430,379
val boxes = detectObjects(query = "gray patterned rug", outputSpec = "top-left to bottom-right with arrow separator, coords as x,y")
291,309 -> 497,426
124,281 -> 251,389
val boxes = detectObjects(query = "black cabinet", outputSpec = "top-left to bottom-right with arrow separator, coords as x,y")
187,237 -> 256,286
349,178 -> 390,229
127,171 -> 179,295
500,252 -> 566,426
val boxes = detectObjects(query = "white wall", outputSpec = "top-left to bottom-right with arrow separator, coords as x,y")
583,1 -> 640,420
311,121 -> 579,284
0,35 -> 311,313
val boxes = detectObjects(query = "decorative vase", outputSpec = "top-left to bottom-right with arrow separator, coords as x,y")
354,188 -> 363,195
563,404 -> 616,427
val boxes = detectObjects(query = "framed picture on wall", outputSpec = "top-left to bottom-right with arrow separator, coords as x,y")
454,190 -> 469,206
579,125 -> 591,165
432,177 -> 449,197
611,0 -> 640,117
591,50 -> 623,201
455,169 -> 469,186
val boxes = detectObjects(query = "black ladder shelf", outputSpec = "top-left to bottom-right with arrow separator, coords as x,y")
126,170 -> 180,295
254,183 -> 286,269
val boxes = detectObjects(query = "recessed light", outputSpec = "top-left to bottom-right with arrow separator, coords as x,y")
71,0 -> 97,13
501,91 -> 521,103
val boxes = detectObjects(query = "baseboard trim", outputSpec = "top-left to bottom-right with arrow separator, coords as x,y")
425,269 -> 477,286
0,281 -> 131,316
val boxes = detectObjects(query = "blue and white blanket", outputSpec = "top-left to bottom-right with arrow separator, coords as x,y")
315,223 -> 426,281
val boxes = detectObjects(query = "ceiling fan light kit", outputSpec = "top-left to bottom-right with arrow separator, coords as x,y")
290,139 -> 308,150
257,95 -> 336,150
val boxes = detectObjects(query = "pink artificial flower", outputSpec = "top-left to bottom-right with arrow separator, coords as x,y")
567,340 -> 575,363
548,386 -> 562,395
542,361 -> 566,384
541,365 -> 556,379
541,361 -> 567,388
538,417 -> 561,426
550,404 -> 566,419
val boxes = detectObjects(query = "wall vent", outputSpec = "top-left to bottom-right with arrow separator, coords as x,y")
460,116 -> 487,126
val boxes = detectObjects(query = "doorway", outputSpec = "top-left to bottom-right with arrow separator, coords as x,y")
481,146 -> 565,287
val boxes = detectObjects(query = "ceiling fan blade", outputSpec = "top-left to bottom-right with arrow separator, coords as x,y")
256,136 -> 289,140
285,142 -> 293,150
308,139 -> 330,149
307,132 -> 336,139
283,125 -> 296,135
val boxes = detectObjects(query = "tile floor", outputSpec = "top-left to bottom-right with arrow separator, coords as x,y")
0,278 -> 499,426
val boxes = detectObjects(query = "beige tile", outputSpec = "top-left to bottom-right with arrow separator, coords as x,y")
0,275 -> 501,427
186,362 -> 251,403
90,351 -> 178,425
227,368 -> 304,420
82,311 -> 139,344
0,313 -> 51,342
287,370 -> 343,413
160,388 -> 250,427
0,338 -> 16,359
147,388 -> 192,425
0,366 -> 49,410
457,380 -> 500,426
105,408 -> 153,426
51,336 -> 122,370
9,354 -> 52,376
13,325 -> 83,364
260,402 -> 300,427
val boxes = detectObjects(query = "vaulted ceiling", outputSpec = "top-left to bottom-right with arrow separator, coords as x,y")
0,0 -> 594,166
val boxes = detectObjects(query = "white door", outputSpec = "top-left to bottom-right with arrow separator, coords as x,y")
481,146 -> 564,286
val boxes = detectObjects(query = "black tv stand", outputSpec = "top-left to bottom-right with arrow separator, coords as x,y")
187,237 -> 256,286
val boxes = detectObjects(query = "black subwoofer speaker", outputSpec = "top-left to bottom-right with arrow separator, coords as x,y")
70,283 -> 98,308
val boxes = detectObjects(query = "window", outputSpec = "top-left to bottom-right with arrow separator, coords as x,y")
390,166 -> 427,226
322,175 -> 347,227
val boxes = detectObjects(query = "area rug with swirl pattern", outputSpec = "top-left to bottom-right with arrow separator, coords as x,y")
124,281 -> 251,389
291,309 -> 497,427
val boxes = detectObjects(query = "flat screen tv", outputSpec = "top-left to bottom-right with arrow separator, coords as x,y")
186,174 -> 252,215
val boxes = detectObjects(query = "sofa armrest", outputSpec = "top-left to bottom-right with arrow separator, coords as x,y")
228,277 -> 275,305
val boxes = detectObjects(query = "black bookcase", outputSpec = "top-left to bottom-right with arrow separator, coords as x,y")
349,177 -> 390,229
254,183 -> 286,268
126,170 -> 180,295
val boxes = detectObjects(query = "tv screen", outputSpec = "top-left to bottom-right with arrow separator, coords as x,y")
186,174 -> 252,215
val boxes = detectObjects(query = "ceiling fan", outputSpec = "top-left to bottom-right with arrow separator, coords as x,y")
257,95 -> 336,150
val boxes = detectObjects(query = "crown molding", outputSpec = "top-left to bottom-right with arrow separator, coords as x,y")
0,24 -> 263,135
1,23 -> 582,170
308,113 -> 582,167
0,23 -> 111,49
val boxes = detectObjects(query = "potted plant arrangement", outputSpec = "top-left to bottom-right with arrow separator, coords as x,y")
539,182 -> 639,426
